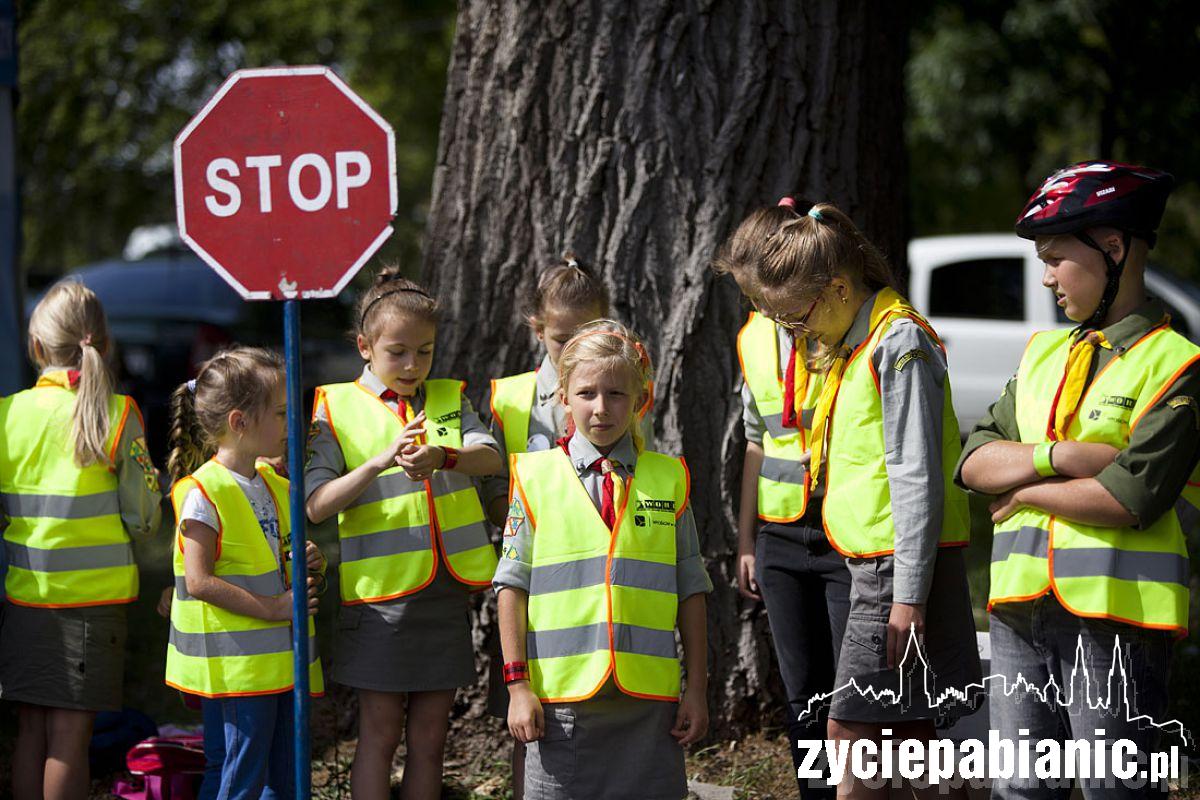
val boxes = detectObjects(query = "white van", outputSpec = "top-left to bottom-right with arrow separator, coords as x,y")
908,234 -> 1200,434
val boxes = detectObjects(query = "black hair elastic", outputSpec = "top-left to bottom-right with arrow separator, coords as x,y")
360,287 -> 433,328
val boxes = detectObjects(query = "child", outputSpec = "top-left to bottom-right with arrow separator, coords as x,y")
482,253 -> 649,798
957,162 -> 1195,799
496,320 -> 712,800
713,196 -> 849,799
0,280 -> 161,800
304,268 -> 502,800
729,202 -> 980,798
484,252 -> 652,524
164,346 -> 324,800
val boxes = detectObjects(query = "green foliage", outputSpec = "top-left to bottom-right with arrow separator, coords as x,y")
15,0 -> 455,280
909,0 -> 1200,277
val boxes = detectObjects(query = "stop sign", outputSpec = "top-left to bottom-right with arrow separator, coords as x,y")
174,66 -> 396,300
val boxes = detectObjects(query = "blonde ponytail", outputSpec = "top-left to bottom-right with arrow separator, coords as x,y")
27,281 -> 116,467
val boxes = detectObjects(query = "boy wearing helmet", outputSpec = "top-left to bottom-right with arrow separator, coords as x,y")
957,162 -> 1198,799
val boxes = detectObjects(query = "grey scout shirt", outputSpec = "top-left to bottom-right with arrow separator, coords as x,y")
955,299 -> 1200,528
0,368 -> 162,540
483,353 -> 656,507
304,365 -> 497,500
836,292 -> 950,606
492,431 -> 712,600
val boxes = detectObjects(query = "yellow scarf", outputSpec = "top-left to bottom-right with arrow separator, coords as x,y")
804,287 -> 917,490
1051,330 -> 1111,440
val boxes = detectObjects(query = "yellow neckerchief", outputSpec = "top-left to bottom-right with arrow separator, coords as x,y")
805,287 -> 914,490
35,370 -> 77,390
1049,329 -> 1112,440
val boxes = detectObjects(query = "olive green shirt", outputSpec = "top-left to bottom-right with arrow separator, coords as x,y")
955,300 -> 1200,528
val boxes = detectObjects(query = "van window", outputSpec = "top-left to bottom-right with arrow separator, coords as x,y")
929,258 -> 1024,321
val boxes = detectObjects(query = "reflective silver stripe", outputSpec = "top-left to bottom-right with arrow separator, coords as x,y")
527,622 -> 676,660
529,556 -> 676,596
991,526 -> 1049,563
1053,548 -> 1189,586
611,558 -> 676,594
169,624 -> 317,659
530,556 -> 607,595
440,520 -> 491,556
0,491 -> 119,520
174,572 -> 285,602
340,526 -> 431,563
5,540 -> 133,572
347,471 -> 426,510
761,413 -> 813,442
762,413 -> 789,440
760,455 -> 807,486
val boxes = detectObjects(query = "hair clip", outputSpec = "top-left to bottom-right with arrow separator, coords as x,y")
186,379 -> 197,395
807,207 -> 824,221
777,196 -> 796,209
566,256 -> 580,269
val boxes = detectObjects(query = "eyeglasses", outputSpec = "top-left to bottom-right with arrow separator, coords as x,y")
763,292 -> 821,331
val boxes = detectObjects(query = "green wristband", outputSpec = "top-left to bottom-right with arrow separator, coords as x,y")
1032,441 -> 1057,478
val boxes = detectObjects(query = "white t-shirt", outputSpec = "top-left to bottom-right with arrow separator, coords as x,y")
180,470 -> 282,565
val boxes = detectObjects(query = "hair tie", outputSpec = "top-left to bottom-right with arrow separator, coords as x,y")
807,207 -> 824,221
79,334 -> 93,348
186,379 -> 197,395
633,341 -> 650,369
360,287 -> 433,328
777,196 -> 796,209
566,255 -> 580,270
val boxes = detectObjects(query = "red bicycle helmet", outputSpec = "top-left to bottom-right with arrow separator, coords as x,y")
1016,161 -> 1174,328
1015,160 -> 1174,247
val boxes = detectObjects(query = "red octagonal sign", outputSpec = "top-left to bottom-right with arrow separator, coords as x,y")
175,66 -> 396,300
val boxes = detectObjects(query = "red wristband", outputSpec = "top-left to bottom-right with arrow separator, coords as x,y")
440,446 -> 459,471
503,661 -> 529,684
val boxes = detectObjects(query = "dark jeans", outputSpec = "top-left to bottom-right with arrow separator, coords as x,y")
755,514 -> 851,799
989,596 -> 1175,799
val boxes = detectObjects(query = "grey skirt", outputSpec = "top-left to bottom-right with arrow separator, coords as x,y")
828,546 -> 982,724
0,601 -> 128,712
526,679 -> 686,800
332,567 -> 477,693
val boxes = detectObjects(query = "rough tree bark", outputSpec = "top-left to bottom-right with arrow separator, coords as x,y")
422,0 -> 907,736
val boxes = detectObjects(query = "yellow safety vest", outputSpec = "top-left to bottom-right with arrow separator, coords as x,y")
991,324 -> 1199,634
317,378 -> 498,603
0,379 -> 138,607
513,448 -> 688,703
736,311 -> 821,522
822,290 -> 970,556
490,369 -> 654,456
490,372 -> 544,456
165,460 -> 324,697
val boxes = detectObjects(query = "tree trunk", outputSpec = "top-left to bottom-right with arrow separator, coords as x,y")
423,0 -> 908,736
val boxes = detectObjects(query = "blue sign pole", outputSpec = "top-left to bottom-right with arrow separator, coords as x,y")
284,299 -> 311,799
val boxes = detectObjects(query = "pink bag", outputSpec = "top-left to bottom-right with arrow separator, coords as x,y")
111,735 -> 205,800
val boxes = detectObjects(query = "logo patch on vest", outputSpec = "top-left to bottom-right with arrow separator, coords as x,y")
636,499 -> 676,528
432,410 -> 461,425
893,348 -> 929,372
1099,395 -> 1136,410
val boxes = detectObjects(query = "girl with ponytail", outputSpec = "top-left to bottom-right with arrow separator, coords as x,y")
0,280 -> 162,799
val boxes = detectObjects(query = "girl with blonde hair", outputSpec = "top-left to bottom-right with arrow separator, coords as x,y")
0,281 -> 162,799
